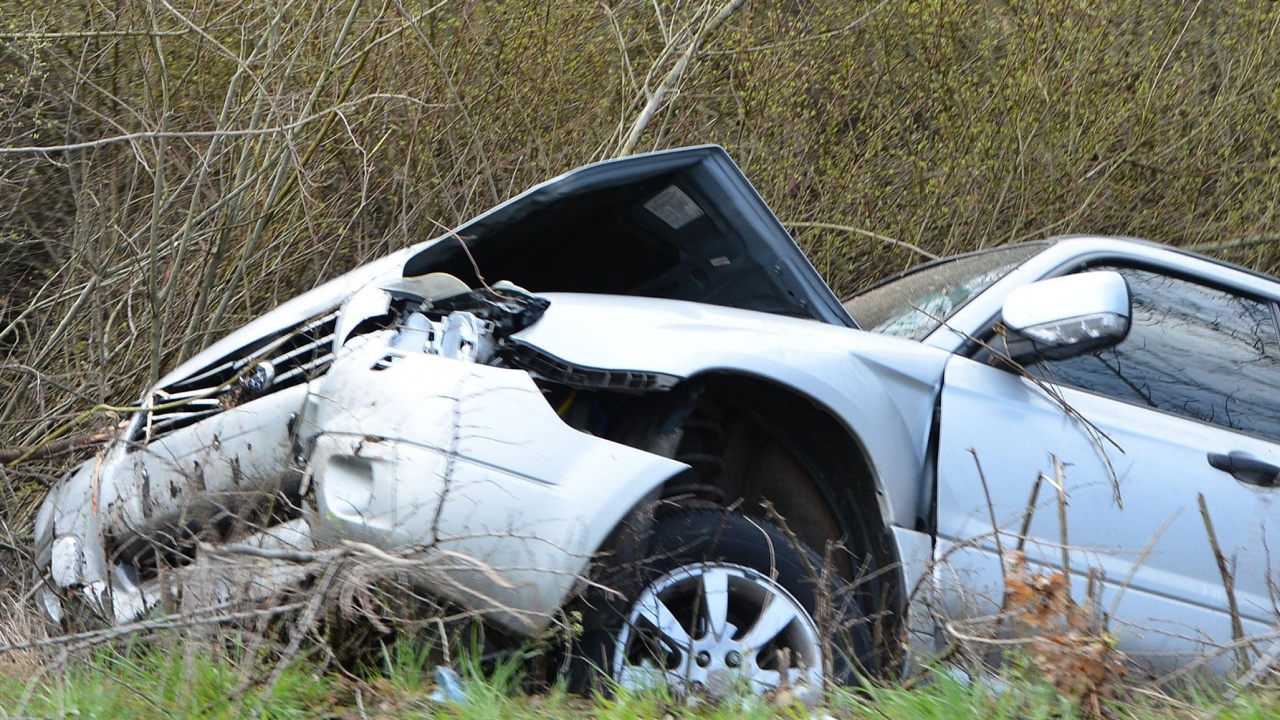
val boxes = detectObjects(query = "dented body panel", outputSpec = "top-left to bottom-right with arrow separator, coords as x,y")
37,383 -> 309,622
513,294 -> 949,528
305,333 -> 687,633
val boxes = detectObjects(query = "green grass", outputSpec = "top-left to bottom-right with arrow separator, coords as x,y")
3,635 -> 1279,720
0,639 -> 336,720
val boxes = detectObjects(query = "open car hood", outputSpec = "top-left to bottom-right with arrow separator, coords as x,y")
404,146 -> 855,327
153,147 -> 852,393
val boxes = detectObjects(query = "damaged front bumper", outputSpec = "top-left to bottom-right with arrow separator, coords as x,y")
35,292 -> 687,634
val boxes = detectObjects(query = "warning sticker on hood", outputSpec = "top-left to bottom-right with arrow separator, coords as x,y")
644,185 -> 705,229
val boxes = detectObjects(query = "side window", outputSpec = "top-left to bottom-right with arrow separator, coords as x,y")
1026,267 -> 1280,443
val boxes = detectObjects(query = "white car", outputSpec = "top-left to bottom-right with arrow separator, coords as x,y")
35,146 -> 1280,692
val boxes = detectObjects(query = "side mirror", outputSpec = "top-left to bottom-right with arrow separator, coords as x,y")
1000,271 -> 1131,363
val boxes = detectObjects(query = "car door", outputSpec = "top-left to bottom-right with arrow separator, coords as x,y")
934,264 -> 1280,667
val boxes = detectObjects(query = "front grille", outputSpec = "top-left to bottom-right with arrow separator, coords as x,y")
134,310 -> 339,445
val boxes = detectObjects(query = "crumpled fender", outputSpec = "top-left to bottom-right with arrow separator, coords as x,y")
302,334 -> 688,634
512,293 -> 952,529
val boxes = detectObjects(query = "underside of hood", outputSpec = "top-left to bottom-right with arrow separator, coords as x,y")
403,146 -> 855,327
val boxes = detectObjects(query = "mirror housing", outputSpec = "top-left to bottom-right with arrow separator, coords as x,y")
1000,271 -> 1131,363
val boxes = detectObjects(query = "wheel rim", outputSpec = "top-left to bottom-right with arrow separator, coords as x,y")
612,562 -> 824,697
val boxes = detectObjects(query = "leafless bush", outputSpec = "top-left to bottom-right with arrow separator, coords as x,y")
4,0 -> 1279,499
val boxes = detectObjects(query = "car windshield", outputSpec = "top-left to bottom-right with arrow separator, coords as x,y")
843,243 -> 1047,340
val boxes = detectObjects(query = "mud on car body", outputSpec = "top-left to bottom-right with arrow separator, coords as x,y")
35,146 -> 1280,693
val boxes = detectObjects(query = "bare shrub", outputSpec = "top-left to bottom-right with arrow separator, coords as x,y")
2,4 -> 1279,702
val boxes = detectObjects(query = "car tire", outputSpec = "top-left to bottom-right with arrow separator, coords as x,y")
569,507 -> 872,697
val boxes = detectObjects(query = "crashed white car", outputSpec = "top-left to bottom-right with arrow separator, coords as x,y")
36,146 -> 1280,691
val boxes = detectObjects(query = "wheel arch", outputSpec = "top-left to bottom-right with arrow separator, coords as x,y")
601,370 -> 912,669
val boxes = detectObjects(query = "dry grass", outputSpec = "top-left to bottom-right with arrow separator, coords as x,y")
0,588 -> 49,677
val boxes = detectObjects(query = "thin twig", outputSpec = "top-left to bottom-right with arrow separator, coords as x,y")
1189,235 -> 1280,253
0,602 -> 304,655
1050,456 -> 1070,586
427,218 -> 490,290
0,429 -> 115,464
787,221 -> 939,260
1015,470 -> 1045,554
968,448 -> 1006,580
393,0 -> 499,202
1214,634 -> 1280,715
760,499 -> 818,582
262,559 -> 341,695
0,29 -> 189,39
1198,492 -> 1250,670
0,94 -> 440,155
1105,509 -> 1180,623
703,0 -> 892,55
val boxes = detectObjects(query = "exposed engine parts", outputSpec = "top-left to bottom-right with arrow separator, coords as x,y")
383,279 -> 550,367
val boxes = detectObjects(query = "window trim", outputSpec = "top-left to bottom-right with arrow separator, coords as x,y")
973,259 -> 1280,443
960,253 -> 1280,358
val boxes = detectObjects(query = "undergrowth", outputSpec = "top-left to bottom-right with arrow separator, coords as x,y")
0,633 -> 1278,719
0,639 -> 334,720
4,2 -> 1280,524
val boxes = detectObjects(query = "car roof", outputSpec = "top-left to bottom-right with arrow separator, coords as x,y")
1042,235 -> 1280,296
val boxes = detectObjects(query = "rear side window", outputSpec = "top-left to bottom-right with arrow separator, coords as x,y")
1029,267 -> 1280,442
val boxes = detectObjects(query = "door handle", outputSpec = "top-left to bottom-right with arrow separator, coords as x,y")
1207,451 -> 1280,488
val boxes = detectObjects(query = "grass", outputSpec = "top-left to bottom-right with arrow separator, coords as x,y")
1,633 -> 1278,720
0,639 -> 335,719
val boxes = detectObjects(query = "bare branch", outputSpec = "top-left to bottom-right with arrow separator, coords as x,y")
0,429 -> 115,465
0,30 -> 188,40
1189,235 -> 1280,253
787,221 -> 940,260
617,0 -> 747,157
0,95 -> 441,155
701,0 -> 892,56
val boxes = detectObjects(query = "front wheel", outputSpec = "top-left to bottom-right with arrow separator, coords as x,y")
572,508 -> 872,698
